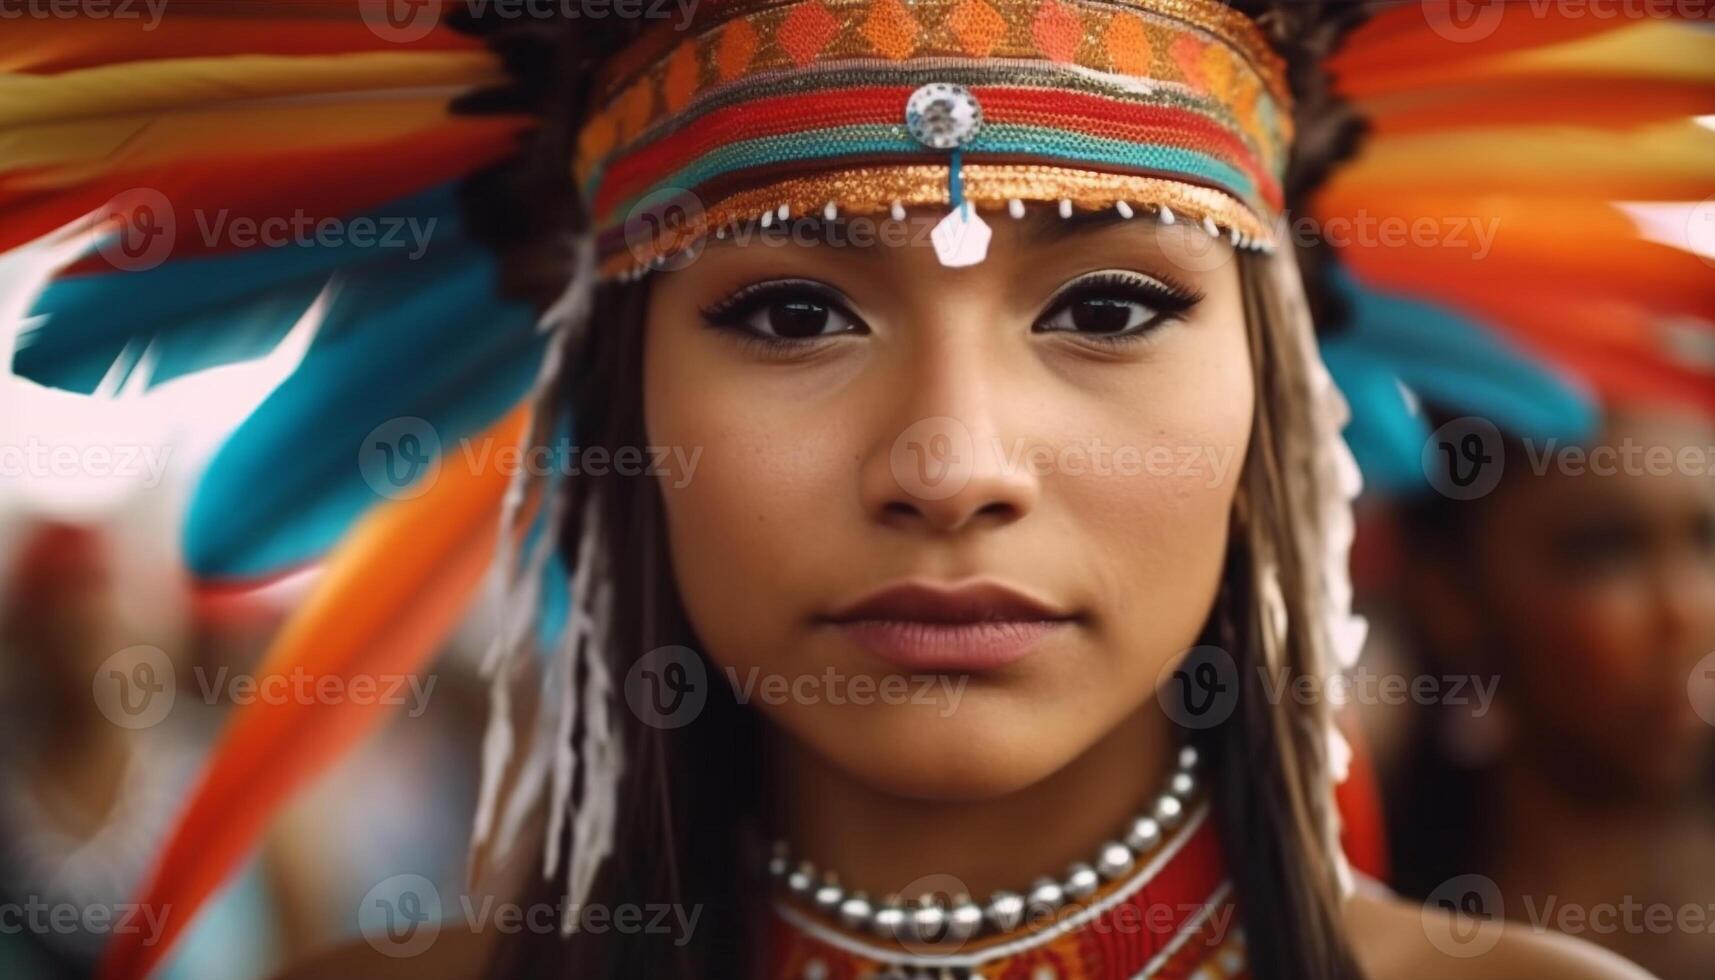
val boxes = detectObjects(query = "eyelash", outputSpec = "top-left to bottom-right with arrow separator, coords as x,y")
698,270 -> 1204,353
700,279 -> 864,356
1031,271 -> 1203,346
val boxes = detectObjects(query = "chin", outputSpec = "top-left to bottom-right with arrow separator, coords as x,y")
779,692 -> 1090,801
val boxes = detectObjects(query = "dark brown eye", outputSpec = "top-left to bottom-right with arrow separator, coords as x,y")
1038,294 -> 1162,337
1034,271 -> 1197,341
1064,298 -> 1143,334
702,279 -> 865,344
769,300 -> 839,338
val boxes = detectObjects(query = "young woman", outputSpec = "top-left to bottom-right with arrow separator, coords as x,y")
4,1 -> 1678,978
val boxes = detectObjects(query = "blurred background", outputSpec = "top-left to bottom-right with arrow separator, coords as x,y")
2,2 -> 1712,979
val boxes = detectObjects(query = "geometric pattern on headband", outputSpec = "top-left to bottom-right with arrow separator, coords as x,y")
576,0 -> 1294,278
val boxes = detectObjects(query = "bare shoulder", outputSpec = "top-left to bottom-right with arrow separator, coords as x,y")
1342,885 -> 1657,980
269,923 -> 494,980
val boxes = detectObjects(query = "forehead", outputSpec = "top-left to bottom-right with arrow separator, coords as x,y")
690,205 -> 1236,277
1495,413 -> 1715,525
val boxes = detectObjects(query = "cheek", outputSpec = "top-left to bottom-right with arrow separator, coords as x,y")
643,338 -> 856,674
1052,327 -> 1255,686
1493,563 -> 1661,719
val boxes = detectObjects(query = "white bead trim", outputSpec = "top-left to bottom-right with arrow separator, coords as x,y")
617,198 -> 1271,281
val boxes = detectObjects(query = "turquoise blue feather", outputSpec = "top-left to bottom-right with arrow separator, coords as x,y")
1321,269 -> 1598,494
181,240 -> 540,580
12,185 -> 468,394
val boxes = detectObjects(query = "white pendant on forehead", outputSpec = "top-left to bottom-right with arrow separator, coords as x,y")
931,207 -> 992,267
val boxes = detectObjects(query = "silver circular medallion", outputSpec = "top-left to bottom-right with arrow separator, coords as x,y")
905,82 -> 983,150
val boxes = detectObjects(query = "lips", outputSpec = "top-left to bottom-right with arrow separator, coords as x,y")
821,580 -> 1077,672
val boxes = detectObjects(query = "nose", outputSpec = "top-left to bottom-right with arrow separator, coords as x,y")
858,341 -> 1042,535
1657,545 -> 1715,659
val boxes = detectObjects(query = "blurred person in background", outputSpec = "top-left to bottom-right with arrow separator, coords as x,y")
0,513 -> 492,979
0,518 -> 285,979
1384,409 -> 1715,979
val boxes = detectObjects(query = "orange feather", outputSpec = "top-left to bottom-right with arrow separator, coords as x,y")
1314,191 -> 1715,319
1356,77 -> 1715,136
1331,4 -> 1620,90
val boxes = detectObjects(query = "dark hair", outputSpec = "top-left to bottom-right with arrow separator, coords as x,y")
450,4 -> 1374,977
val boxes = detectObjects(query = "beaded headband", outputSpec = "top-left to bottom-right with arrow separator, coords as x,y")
576,0 -> 1294,279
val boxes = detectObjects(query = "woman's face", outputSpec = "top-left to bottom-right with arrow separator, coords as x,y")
643,209 -> 1252,800
1458,414 -> 1715,793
